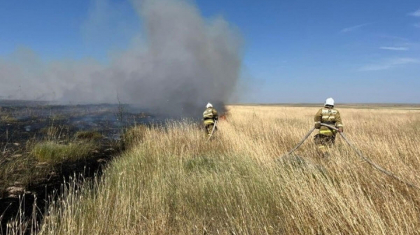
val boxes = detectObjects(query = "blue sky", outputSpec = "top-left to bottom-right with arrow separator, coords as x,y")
1,0 -> 419,103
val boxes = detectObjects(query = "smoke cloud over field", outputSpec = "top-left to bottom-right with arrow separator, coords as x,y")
0,0 -> 242,117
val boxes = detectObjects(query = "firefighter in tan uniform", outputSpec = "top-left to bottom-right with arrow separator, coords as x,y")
314,98 -> 343,156
203,103 -> 218,137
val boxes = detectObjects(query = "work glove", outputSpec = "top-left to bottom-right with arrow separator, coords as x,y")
315,123 -> 321,129
338,127 -> 343,133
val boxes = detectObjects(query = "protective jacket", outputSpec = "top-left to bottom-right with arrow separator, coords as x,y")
314,107 -> 343,136
203,107 -> 218,126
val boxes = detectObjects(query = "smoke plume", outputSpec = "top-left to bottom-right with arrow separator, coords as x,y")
0,0 -> 242,117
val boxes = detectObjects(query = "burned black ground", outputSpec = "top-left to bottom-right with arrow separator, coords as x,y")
0,100 -> 156,234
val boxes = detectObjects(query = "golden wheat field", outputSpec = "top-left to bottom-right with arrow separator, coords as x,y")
13,105 -> 420,234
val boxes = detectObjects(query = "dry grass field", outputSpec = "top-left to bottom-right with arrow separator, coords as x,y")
9,105 -> 420,234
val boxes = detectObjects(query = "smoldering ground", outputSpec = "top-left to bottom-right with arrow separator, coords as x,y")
0,0 -> 242,117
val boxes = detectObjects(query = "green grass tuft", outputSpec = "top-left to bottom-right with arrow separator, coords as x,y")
31,141 -> 96,163
0,115 -> 18,123
74,131 -> 103,141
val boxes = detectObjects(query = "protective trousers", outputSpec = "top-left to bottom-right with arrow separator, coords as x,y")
205,123 -> 215,136
314,134 -> 336,156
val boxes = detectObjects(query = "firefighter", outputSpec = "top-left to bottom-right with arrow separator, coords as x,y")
314,98 -> 343,156
203,103 -> 218,137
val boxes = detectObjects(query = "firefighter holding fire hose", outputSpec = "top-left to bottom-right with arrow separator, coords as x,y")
203,103 -> 218,137
314,98 -> 343,156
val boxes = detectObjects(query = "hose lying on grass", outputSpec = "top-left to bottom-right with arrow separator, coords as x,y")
281,123 -> 420,191
283,127 -> 316,156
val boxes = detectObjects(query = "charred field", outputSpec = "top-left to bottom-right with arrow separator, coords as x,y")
0,100 -> 157,232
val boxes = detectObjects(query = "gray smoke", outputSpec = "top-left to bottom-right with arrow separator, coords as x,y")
0,0 -> 242,117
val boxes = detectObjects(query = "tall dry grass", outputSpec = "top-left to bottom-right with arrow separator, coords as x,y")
19,106 -> 420,234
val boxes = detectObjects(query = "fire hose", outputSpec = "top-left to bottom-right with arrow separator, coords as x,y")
282,123 -> 420,190
284,127 -> 316,156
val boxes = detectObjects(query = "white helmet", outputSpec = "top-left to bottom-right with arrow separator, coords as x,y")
206,103 -> 213,108
325,98 -> 334,106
